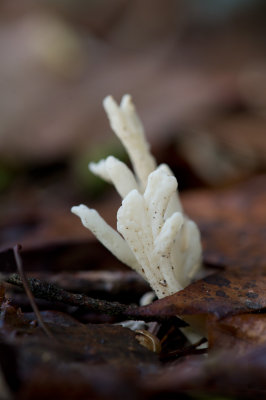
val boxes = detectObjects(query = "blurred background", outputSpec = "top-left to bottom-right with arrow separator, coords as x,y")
1,0 -> 266,250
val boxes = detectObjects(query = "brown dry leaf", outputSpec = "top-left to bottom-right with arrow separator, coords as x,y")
182,174 -> 266,269
0,302 -> 158,397
208,313 -> 266,355
143,346 -> 266,399
128,267 -> 266,323
0,302 -> 158,369
0,298 -> 33,337
19,364 -> 140,400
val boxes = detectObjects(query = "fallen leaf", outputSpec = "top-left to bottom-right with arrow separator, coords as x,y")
0,304 -> 158,369
0,304 -> 158,397
128,267 -> 266,322
182,175 -> 266,269
19,364 -> 140,400
208,313 -> 266,354
143,346 -> 266,399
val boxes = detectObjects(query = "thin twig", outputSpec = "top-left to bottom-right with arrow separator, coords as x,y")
13,246 -> 54,339
160,337 -> 208,361
6,273 -> 186,325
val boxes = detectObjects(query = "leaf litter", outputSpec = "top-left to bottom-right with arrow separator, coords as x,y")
0,175 -> 266,399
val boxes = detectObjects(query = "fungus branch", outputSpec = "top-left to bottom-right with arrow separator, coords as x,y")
103,95 -> 156,190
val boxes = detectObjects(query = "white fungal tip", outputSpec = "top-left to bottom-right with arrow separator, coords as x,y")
120,94 -> 132,108
103,95 -> 117,113
88,159 -> 111,182
71,204 -> 87,216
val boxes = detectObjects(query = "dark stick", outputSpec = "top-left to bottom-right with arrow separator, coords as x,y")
13,246 -> 54,339
6,273 -> 186,325
7,273 -> 135,317
160,337 -> 208,361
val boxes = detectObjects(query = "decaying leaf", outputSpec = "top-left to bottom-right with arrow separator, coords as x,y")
128,267 -> 266,325
143,345 -> 266,399
0,298 -> 158,397
182,175 -> 266,269
208,313 -> 266,354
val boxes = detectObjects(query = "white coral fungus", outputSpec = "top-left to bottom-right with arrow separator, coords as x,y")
71,95 -> 202,299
